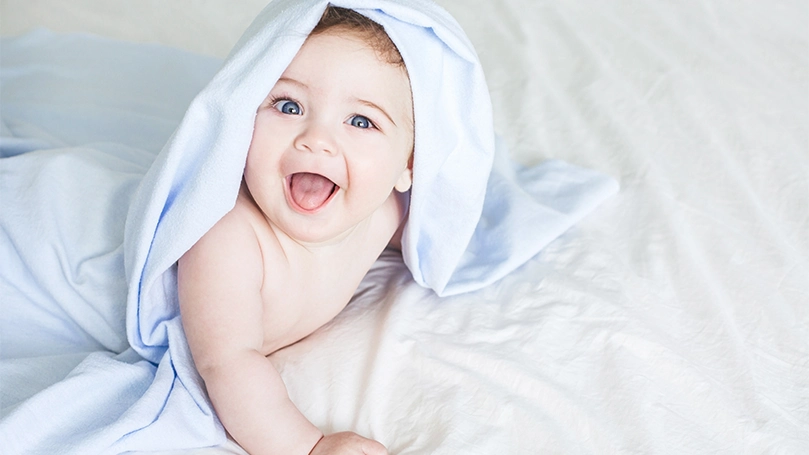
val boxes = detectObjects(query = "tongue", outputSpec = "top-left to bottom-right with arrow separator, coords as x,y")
290,173 -> 336,210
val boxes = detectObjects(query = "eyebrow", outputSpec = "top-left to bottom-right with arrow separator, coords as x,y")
275,76 -> 308,89
356,99 -> 396,126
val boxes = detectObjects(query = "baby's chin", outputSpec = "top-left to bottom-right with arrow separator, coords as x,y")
271,192 -> 396,248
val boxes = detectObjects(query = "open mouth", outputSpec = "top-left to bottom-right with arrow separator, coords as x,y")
286,172 -> 338,213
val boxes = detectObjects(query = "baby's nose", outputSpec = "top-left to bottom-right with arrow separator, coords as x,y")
294,123 -> 337,155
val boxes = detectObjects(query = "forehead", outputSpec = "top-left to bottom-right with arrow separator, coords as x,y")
279,30 -> 413,115
300,25 -> 401,62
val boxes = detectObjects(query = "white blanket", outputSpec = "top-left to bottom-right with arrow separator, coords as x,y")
1,0 -> 807,454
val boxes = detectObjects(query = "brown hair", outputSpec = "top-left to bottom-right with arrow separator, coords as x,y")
310,5 -> 405,68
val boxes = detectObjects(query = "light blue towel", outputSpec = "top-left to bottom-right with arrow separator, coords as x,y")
0,30 -> 224,453
0,0 -> 617,452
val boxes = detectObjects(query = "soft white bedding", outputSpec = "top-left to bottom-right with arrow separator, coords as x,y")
2,0 -> 807,454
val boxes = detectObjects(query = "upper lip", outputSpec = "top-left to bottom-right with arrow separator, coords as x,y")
283,162 -> 343,187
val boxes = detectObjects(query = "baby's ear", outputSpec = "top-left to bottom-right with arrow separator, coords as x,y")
394,167 -> 413,192
394,155 -> 413,192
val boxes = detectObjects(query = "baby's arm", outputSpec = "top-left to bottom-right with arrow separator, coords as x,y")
177,212 -> 322,455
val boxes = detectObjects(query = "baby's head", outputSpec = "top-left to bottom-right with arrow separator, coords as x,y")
244,6 -> 414,244
310,6 -> 406,69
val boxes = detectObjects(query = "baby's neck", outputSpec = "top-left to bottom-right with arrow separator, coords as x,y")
269,217 -> 377,257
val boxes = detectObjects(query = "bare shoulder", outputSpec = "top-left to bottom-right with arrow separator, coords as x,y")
177,192 -> 273,368
178,196 -> 263,287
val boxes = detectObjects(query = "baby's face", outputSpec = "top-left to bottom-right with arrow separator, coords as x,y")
244,29 -> 414,245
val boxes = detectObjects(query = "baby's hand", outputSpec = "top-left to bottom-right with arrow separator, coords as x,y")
309,432 -> 388,455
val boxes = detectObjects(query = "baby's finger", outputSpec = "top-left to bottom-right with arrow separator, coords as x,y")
362,438 -> 388,455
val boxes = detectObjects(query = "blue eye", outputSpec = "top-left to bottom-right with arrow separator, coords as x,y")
349,115 -> 374,129
274,100 -> 302,115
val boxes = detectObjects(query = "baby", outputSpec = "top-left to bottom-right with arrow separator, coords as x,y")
177,6 -> 411,455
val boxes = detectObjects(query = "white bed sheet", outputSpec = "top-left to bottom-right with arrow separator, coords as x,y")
2,0 -> 807,454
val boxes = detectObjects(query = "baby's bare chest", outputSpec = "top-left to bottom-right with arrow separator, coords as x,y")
257,245 -> 383,354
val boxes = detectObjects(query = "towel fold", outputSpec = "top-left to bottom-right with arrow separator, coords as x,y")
0,0 -> 616,452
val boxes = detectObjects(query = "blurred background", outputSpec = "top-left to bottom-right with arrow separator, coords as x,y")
1,0 -> 269,57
